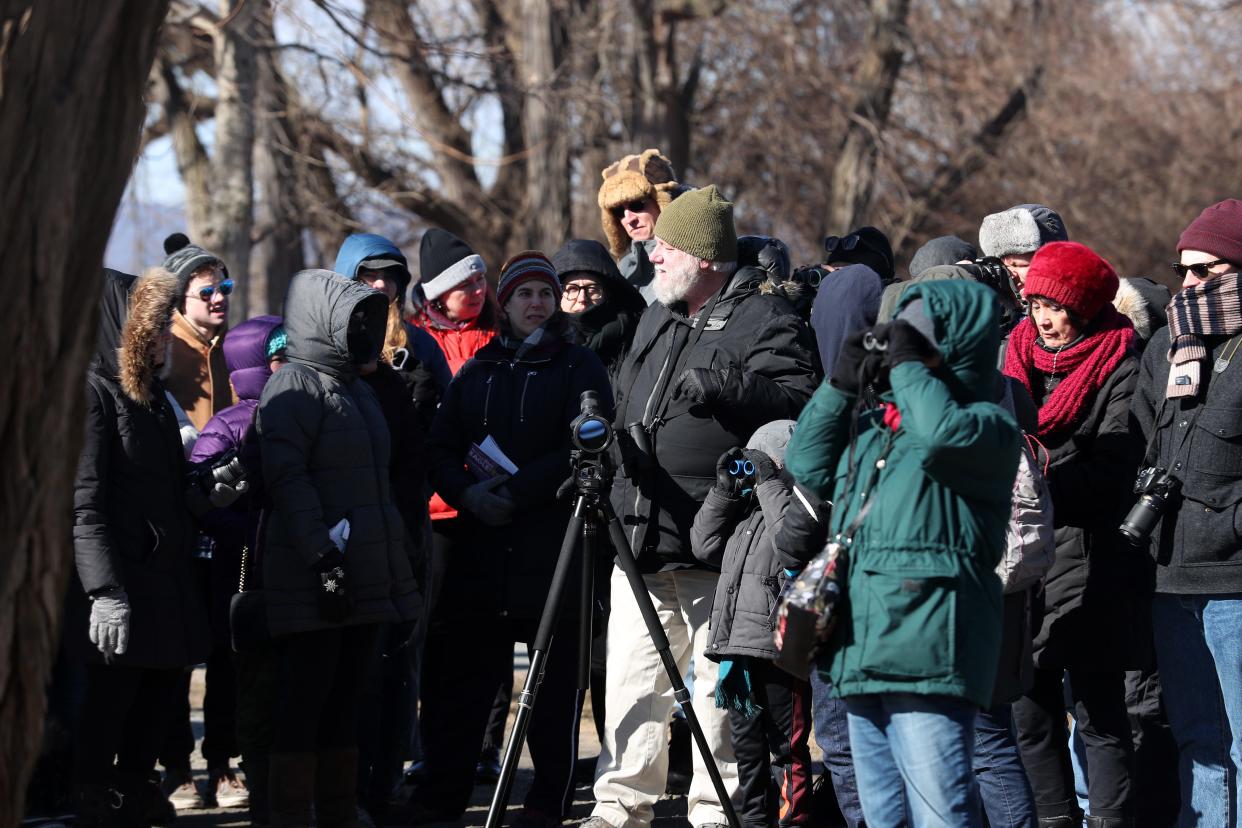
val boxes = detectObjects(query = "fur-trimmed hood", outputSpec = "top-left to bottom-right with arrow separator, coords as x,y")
1113,277 -> 1171,344
598,149 -> 688,258
119,268 -> 180,405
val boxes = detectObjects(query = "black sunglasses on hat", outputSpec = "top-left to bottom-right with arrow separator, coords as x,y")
823,234 -> 861,255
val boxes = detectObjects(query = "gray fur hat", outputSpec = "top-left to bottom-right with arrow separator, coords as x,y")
978,204 -> 1069,259
746,419 -> 797,468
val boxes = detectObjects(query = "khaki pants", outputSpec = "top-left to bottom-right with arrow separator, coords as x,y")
591,568 -> 738,827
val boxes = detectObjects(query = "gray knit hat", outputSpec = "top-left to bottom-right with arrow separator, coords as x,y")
162,232 -> 226,299
653,185 -> 738,262
746,419 -> 796,468
909,235 -> 977,277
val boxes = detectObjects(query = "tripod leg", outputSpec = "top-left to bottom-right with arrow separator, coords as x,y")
578,520 -> 596,690
485,496 -> 589,828
600,501 -> 742,828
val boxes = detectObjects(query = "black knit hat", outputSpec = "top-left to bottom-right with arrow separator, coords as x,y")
162,232 -> 227,301
418,229 -> 486,302
825,226 -> 894,282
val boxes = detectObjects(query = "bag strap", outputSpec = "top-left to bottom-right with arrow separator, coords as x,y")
237,407 -> 263,593
837,426 -> 897,545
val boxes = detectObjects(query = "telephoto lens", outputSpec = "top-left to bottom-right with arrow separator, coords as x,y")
571,390 -> 615,454
1118,466 -> 1181,546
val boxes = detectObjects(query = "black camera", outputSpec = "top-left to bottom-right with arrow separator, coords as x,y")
570,391 -> 615,454
1119,466 -> 1182,546
189,449 -> 247,492
962,256 -> 1024,328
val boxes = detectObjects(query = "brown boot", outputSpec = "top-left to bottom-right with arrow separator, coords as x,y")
268,753 -> 316,828
314,747 -> 360,828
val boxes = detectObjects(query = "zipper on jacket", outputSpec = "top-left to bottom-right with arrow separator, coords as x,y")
519,370 -> 536,423
483,374 -> 494,427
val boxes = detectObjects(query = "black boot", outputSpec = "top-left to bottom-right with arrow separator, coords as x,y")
268,753 -> 316,828
115,770 -> 175,827
315,748 -> 360,828
73,784 -> 126,828
242,751 -> 271,826
665,715 -> 691,796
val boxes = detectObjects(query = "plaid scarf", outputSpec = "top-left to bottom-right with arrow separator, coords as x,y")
1167,271 -> 1242,398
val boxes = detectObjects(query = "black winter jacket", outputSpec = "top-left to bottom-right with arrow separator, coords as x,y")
1031,356 -> 1150,671
427,316 -> 613,621
611,267 -> 817,571
258,270 -> 419,636
1131,326 -> 1242,594
70,269 -> 211,669
691,477 -> 791,661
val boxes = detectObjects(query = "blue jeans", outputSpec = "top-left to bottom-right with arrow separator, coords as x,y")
1153,593 -> 1242,827
846,693 -> 982,828
811,670 -> 867,827
974,705 -> 1036,828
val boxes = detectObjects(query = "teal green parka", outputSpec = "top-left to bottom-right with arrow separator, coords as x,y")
785,281 -> 1020,708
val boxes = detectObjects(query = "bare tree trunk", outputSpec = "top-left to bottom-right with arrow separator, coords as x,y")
827,0 -> 910,233
249,2 -> 304,314
0,2 -> 169,824
206,0 -> 258,323
520,0 -> 570,251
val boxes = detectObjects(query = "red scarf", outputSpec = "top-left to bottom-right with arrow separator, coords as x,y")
1003,306 -> 1136,439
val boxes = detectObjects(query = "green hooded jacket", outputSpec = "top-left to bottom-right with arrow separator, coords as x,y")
785,280 -> 1020,707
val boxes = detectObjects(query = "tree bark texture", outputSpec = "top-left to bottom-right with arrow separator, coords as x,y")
827,0 -> 910,233
0,2 -> 169,824
520,0 -> 570,251
206,0 -> 258,323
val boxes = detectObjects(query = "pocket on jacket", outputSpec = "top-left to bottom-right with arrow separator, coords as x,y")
857,551 -> 959,680
1190,406 -> 1242,477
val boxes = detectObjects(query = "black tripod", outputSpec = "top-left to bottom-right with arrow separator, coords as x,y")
484,443 -> 741,828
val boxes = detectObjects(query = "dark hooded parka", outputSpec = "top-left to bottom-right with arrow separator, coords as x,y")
70,268 -> 211,668
257,269 -> 418,636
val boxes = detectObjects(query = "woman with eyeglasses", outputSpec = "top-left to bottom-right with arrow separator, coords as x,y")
1002,242 -> 1144,826
551,239 -> 648,376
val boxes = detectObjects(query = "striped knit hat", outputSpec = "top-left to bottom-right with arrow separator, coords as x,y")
497,251 -> 562,306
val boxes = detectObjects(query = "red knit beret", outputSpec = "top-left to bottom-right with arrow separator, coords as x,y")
1022,241 -> 1118,321
1177,199 -> 1242,265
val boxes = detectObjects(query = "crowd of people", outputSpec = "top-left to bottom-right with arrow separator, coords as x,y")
37,145 -> 1242,828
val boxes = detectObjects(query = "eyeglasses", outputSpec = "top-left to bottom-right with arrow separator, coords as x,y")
823,233 -> 860,255
610,199 -> 650,219
188,279 -> 234,302
1172,260 -> 1232,279
563,283 -> 604,301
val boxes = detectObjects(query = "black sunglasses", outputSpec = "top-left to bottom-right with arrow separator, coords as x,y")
610,198 -> 650,219
1172,259 -> 1232,279
823,233 -> 860,256
189,279 -> 234,302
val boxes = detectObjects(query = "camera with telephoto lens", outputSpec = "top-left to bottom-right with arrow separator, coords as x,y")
570,391 -> 614,455
189,449 -> 247,492
1119,466 -> 1182,546
963,256 -> 1024,326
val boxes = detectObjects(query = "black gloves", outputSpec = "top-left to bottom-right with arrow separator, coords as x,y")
715,447 -> 749,498
741,449 -> 778,485
318,566 -> 349,622
829,331 -> 871,396
774,482 -> 832,570
673,367 -> 733,409
884,319 -> 938,367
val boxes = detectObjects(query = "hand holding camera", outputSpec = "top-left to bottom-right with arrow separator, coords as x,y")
186,450 -> 250,515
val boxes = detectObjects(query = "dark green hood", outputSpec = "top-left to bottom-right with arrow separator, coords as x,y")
895,280 -> 1000,402
282,268 -> 389,377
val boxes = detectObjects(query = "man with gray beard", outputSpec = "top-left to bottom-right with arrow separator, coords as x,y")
581,186 -> 816,828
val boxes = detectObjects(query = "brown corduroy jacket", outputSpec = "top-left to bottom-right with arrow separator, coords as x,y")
166,310 -> 231,431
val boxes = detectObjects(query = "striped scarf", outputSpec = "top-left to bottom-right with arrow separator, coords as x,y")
1167,271 -> 1242,398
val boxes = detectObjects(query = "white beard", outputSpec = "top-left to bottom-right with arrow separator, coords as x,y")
651,259 -> 700,306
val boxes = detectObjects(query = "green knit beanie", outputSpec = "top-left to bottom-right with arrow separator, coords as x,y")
653,185 -> 738,262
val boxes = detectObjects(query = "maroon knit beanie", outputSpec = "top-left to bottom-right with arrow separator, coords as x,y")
1022,241 -> 1119,321
497,250 -> 562,307
1177,199 -> 1242,265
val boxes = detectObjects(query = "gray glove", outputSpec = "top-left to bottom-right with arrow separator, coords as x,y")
89,589 -> 131,663
461,475 -> 516,527
208,479 -> 249,508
